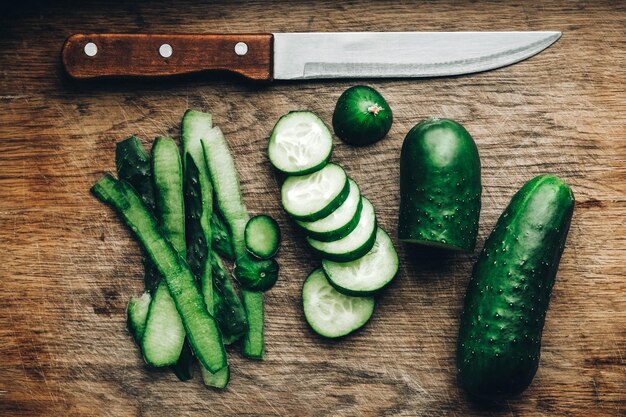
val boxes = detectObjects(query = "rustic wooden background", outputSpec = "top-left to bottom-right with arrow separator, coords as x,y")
1,1 -> 624,416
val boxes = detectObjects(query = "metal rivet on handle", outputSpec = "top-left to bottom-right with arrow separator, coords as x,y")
159,43 -> 173,58
84,42 -> 98,57
234,42 -> 248,56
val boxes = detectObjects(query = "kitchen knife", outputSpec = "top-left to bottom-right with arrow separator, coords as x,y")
62,32 -> 560,81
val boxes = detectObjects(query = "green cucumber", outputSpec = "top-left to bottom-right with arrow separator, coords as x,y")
172,342 -> 194,381
115,136 -> 159,292
457,175 -> 574,400
142,137 -> 186,368
211,253 -> 248,345
201,366 -> 230,390
323,228 -> 398,296
241,290 -> 264,359
296,179 -> 362,242
92,174 -> 227,373
127,292 -> 151,343
302,268 -> 375,339
116,136 -> 156,211
268,111 -> 333,175
307,197 -> 377,262
245,215 -> 281,259
193,110 -> 272,357
182,130 -> 232,385
332,85 -> 393,147
281,163 -> 350,222
183,153 -> 214,316
211,211 -> 235,260
398,118 -> 481,251
200,123 -> 279,292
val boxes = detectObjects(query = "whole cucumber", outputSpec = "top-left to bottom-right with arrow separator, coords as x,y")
398,118 -> 481,251
457,175 -> 575,400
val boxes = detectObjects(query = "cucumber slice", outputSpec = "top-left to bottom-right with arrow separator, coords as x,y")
241,290 -> 264,359
211,211 -> 235,260
92,174 -> 227,373
281,163 -> 350,222
323,228 -> 399,296
127,292 -> 151,343
268,111 -> 333,175
201,126 -> 279,291
211,252 -> 248,345
196,115 -> 272,356
302,268 -> 375,338
307,197 -> 377,262
296,179 -> 362,242
201,366 -> 230,390
142,137 -> 186,368
115,136 -> 159,293
245,215 -> 281,259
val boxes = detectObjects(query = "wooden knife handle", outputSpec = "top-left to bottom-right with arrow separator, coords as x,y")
62,33 -> 273,80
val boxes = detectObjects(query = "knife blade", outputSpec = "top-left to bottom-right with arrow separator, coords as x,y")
62,31 -> 560,81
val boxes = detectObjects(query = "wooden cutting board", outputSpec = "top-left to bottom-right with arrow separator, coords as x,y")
1,1 -> 624,416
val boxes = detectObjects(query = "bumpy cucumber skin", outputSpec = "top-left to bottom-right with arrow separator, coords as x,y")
115,136 -> 160,293
398,118 -> 481,251
211,212 -> 235,260
332,85 -> 393,147
116,136 -> 156,211
457,175 -> 574,400
211,253 -> 248,345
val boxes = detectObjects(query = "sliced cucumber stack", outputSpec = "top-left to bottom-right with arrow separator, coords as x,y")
268,111 -> 333,175
302,269 -> 375,338
307,197 -> 377,262
281,163 -> 350,222
268,107 -> 400,340
323,228 -> 398,296
296,179 -> 362,242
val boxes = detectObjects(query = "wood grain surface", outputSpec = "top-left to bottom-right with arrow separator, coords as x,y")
0,1 -> 624,416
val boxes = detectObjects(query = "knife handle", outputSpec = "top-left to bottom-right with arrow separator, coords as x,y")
62,33 -> 273,80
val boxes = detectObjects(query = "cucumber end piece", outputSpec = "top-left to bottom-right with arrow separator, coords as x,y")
245,215 -> 281,259
201,365 -> 230,389
234,257 -> 279,292
302,269 -> 375,339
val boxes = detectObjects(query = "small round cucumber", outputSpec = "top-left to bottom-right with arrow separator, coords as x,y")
306,197 -> 377,262
245,215 -> 281,259
281,163 -> 350,222
268,111 -> 333,175
323,228 -> 398,296
332,85 -> 393,147
398,117 -> 481,251
302,268 -> 375,338
296,179 -> 362,241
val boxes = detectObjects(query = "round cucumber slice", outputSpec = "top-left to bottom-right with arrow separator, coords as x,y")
296,179 -> 362,241
306,197 -> 377,262
302,268 -> 375,338
245,215 -> 281,259
281,163 -> 349,222
323,228 -> 399,296
268,111 -> 333,175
